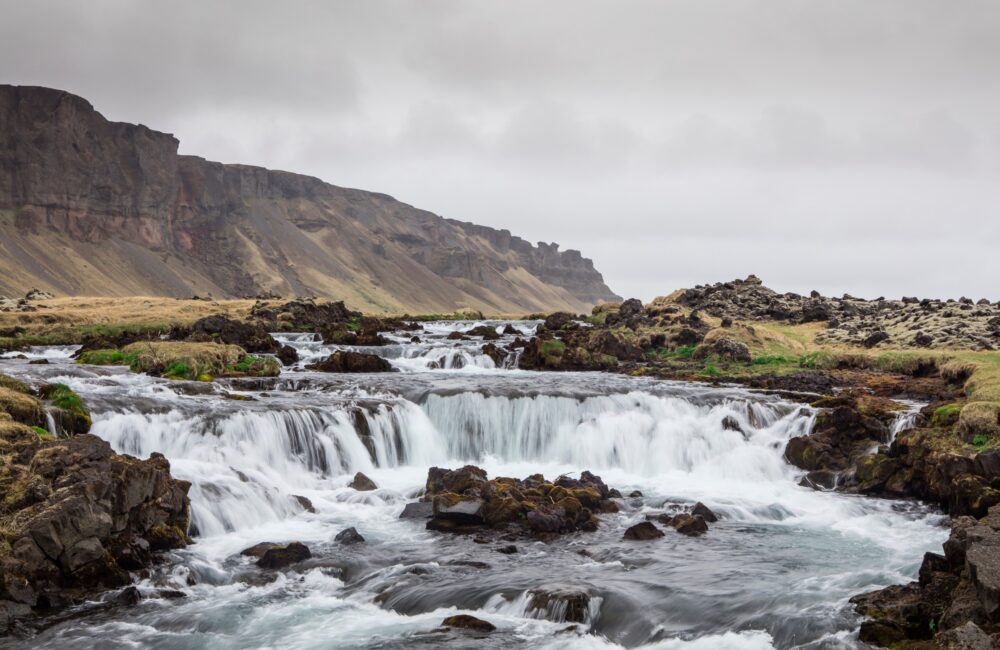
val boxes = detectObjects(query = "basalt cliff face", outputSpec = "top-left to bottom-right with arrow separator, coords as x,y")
0,85 -> 619,313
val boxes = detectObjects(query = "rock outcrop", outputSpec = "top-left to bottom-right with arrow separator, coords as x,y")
851,506 -> 1000,647
305,351 -> 395,373
417,466 -> 619,540
675,276 -> 1000,351
0,85 -> 619,314
0,423 -> 190,632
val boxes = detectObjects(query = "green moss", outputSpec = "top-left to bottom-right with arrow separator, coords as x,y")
224,355 -> 280,377
752,355 -> 789,366
701,363 -> 721,376
163,362 -> 193,380
77,349 -> 139,367
647,344 -> 697,361
31,425 -> 53,440
42,383 -> 91,426
931,404 -> 963,428
540,339 -> 566,357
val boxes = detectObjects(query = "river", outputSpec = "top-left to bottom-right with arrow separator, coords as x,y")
0,320 -> 947,649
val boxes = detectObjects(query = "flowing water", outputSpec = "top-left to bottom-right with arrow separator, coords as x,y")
0,321 -> 948,649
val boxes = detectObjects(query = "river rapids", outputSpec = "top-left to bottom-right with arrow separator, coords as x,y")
0,320 -> 947,649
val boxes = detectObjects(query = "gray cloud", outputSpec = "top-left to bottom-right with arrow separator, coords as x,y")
1,0 -> 998,300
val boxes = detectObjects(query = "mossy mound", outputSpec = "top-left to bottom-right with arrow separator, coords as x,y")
0,385 -> 44,427
79,341 -> 280,380
38,383 -> 91,433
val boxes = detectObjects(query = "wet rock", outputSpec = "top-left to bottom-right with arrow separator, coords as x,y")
115,586 -> 142,606
292,495 -> 315,513
0,428 -> 189,629
721,416 -> 743,433
690,502 -> 718,523
349,472 -> 378,491
334,527 -> 365,545
441,614 -> 496,632
628,490 -> 643,498
466,325 -> 500,340
496,545 -> 518,554
240,542 -> 280,558
399,502 -> 433,519
668,514 -> 708,536
799,470 -> 839,490
528,587 -> 591,623
276,345 -> 299,366
934,621 -> 995,649
256,542 -> 311,569
851,504 -> 1000,645
481,343 -> 507,367
305,351 -> 395,373
623,521 -> 664,540
433,494 -> 486,523
784,401 -> 889,473
418,466 -> 610,539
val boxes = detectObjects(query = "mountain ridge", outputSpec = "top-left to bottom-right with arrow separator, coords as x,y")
0,84 -> 620,313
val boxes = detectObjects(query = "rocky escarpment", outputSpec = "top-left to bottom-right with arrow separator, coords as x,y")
0,84 -> 619,313
0,375 -> 190,633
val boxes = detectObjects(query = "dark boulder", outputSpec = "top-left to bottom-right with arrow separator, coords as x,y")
690,502 -> 718,523
466,325 -> 500,340
182,315 -> 279,353
528,587 -> 591,623
542,312 -> 576,331
623,521 -> 664,540
692,336 -> 752,364
334,527 -> 365,545
441,614 -> 496,632
668,514 -> 708,536
276,345 -> 299,366
256,542 -> 311,569
399,502 -> 433,519
240,542 -> 281,558
251,299 -> 359,332
306,351 -> 395,373
349,472 -> 378,491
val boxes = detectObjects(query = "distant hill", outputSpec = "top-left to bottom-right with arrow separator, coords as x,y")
0,85 -> 620,313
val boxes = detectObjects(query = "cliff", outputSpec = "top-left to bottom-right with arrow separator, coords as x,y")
0,85 -> 620,313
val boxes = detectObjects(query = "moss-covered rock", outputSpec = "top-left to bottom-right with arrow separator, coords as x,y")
39,383 -> 91,434
80,341 -> 280,381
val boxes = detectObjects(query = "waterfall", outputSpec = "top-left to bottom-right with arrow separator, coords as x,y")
889,401 -> 924,442
90,390 -> 815,535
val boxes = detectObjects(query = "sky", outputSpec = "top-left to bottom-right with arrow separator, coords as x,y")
2,0 -> 998,301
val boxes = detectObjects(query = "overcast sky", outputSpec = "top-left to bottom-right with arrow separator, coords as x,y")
2,1 -> 998,301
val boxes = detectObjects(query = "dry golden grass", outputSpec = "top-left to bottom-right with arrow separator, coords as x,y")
0,296 -> 259,334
